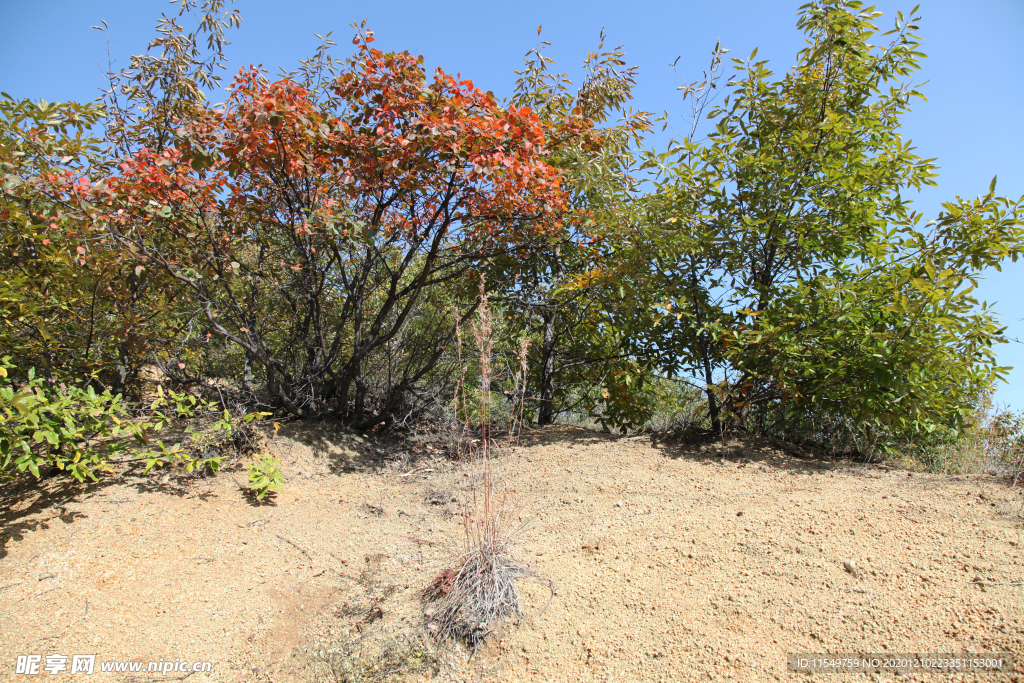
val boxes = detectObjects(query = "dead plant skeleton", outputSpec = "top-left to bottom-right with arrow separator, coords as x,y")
421,276 -> 538,647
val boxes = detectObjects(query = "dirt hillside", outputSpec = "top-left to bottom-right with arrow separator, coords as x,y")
1,424 -> 1022,682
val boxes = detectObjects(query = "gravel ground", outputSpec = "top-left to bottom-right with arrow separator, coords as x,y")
1,424 -> 1021,682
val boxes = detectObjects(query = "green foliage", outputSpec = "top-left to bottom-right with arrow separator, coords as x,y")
3,0 -> 1022,471
640,377 -> 709,433
140,386 -> 271,475
247,453 -> 283,500
0,88 -> 182,397
621,0 -> 1024,452
493,30 -> 652,429
0,356 -> 271,483
0,359 -> 132,480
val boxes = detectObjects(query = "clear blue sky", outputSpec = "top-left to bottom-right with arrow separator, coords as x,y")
2,0 -> 1022,409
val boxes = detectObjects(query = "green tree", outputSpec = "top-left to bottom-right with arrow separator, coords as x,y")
634,1 -> 1023,451
492,30 -> 651,427
0,94 -> 128,389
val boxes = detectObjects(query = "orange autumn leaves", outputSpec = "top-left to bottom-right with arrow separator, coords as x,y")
40,30 -> 565,277
184,32 -> 558,244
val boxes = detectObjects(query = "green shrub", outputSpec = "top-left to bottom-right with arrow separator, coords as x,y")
0,360 -> 136,481
0,357 -> 272,483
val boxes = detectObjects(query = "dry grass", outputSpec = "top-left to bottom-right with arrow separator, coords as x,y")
916,393 -> 1024,481
423,490 -> 530,646
310,630 -> 442,683
421,277 -> 534,648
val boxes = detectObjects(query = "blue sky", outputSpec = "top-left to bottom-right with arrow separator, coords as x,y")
2,0 -> 1022,409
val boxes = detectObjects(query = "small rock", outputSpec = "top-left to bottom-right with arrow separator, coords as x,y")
843,559 -> 858,577
361,502 -> 384,516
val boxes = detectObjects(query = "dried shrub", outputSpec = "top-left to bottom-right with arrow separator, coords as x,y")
422,277 -> 534,647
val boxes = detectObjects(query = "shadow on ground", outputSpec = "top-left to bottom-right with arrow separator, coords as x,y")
517,423 -> 906,480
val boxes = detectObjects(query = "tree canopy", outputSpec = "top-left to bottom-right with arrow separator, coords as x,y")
2,0 -> 1022,477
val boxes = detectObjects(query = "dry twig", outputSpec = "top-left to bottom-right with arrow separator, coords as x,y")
276,534 -> 312,560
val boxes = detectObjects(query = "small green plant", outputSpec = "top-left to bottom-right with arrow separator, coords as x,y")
247,453 -> 283,500
141,386 -> 271,475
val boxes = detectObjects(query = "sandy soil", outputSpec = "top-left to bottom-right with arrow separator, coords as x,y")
1,424 -> 1022,682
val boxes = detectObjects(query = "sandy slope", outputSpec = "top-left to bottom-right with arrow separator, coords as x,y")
1,424 -> 1022,682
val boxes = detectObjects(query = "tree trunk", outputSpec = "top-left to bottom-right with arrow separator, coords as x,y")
334,372 -> 352,421
537,245 -> 566,427
112,340 -> 132,397
242,351 -> 254,392
538,307 -> 558,426
688,256 -> 721,435
353,369 -> 367,425
702,348 -> 721,435
266,365 -> 304,417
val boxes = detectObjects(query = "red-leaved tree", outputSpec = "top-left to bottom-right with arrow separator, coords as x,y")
59,28 -> 564,424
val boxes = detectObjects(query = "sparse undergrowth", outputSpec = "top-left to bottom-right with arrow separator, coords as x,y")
423,493 -> 531,646
909,394 -> 1024,481
420,278 -> 536,649
310,630 -> 442,683
0,360 -> 271,481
